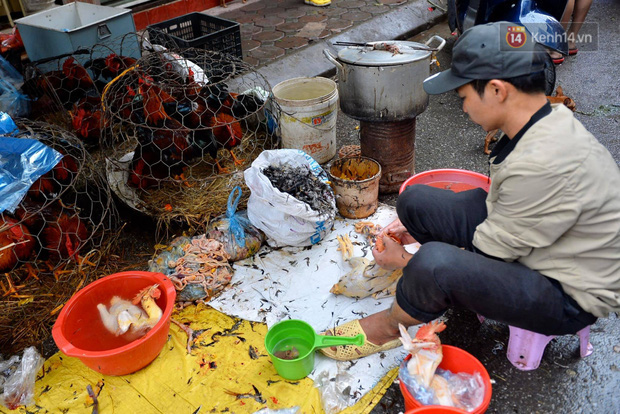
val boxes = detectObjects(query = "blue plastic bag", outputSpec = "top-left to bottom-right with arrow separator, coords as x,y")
226,186 -> 250,247
0,112 -> 18,134
0,55 -> 30,118
205,186 -> 264,262
0,128 -> 63,213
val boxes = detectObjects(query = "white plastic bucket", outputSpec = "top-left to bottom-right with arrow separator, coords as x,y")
273,77 -> 338,164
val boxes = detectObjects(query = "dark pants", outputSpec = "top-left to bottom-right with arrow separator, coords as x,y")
395,185 -> 597,335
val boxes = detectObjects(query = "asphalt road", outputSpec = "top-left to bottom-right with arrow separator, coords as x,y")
331,3 -> 620,413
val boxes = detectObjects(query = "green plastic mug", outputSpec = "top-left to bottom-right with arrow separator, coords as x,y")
265,319 -> 365,380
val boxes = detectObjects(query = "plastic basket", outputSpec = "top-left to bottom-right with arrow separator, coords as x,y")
147,12 -> 242,59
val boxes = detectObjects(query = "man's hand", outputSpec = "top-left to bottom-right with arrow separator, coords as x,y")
379,218 -> 417,245
372,234 -> 413,270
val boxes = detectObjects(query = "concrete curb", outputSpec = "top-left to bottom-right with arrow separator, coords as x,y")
256,0 -> 447,88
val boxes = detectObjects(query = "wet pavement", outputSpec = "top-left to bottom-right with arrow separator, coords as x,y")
205,0 -> 620,411
209,0 -> 438,68
207,0 -> 446,87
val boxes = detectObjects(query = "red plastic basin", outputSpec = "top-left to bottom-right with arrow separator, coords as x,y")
399,345 -> 492,414
406,406 -> 466,413
52,271 -> 176,376
399,169 -> 491,194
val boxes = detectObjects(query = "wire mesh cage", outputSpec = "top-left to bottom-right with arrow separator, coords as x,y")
0,120 -> 118,354
102,47 -> 278,233
0,120 -> 116,277
20,32 -> 144,148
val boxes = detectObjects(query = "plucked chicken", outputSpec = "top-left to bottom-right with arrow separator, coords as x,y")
97,284 -> 163,341
330,233 -> 403,299
399,321 -> 446,387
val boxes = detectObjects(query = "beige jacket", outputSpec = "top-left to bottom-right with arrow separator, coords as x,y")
473,104 -> 620,318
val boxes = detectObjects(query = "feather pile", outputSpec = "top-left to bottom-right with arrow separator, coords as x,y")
261,165 -> 333,216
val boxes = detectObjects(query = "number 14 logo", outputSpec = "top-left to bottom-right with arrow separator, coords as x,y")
506,26 -> 527,48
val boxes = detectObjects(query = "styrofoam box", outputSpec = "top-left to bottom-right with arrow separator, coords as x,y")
15,2 -> 139,64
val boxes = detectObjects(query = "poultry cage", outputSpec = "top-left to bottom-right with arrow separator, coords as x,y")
20,32 -> 144,149
102,47 -> 278,235
0,120 -> 117,354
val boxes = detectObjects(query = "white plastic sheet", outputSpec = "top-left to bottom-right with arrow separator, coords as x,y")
210,204 -> 420,407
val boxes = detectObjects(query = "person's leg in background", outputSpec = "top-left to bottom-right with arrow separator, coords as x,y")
550,0 -> 593,61
550,0 -> 575,63
566,0 -> 594,53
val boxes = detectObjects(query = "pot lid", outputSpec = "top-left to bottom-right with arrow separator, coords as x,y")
336,41 -> 432,66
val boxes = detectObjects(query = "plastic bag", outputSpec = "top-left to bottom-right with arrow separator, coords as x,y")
142,39 -> 208,86
0,28 -> 24,54
445,370 -> 486,411
314,370 -> 355,414
252,408 -> 300,414
205,186 -> 265,262
0,112 -> 17,134
0,133 -> 64,214
244,149 -> 336,247
0,346 -> 44,410
398,358 -> 485,412
0,56 -> 29,118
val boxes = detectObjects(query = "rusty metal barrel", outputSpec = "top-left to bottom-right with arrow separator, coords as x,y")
360,119 -> 416,194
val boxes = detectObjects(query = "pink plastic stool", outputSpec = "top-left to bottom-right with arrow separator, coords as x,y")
477,315 -> 594,370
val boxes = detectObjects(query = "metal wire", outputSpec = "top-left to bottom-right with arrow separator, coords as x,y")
101,46 -> 278,228
0,120 -> 117,275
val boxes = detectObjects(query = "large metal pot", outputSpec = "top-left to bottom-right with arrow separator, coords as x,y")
324,38 -> 446,121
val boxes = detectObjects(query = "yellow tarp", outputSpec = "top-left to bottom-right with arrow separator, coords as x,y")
2,305 -> 396,413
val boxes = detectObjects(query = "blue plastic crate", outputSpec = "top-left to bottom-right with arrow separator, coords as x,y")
15,2 -> 139,63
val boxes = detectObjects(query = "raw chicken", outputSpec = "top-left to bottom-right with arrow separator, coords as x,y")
330,257 -> 403,299
399,321 -> 446,387
330,233 -> 402,299
97,284 -> 163,340
400,321 -> 484,410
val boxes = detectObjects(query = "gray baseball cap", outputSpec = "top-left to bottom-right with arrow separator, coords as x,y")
423,22 -> 546,95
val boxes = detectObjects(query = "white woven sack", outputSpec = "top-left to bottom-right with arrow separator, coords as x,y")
244,149 -> 335,247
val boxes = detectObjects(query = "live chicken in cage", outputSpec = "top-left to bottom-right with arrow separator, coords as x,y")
0,120 -> 115,285
102,48 -> 278,227
22,45 -> 141,148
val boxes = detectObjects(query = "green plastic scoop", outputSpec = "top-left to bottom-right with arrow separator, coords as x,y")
265,319 -> 365,380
